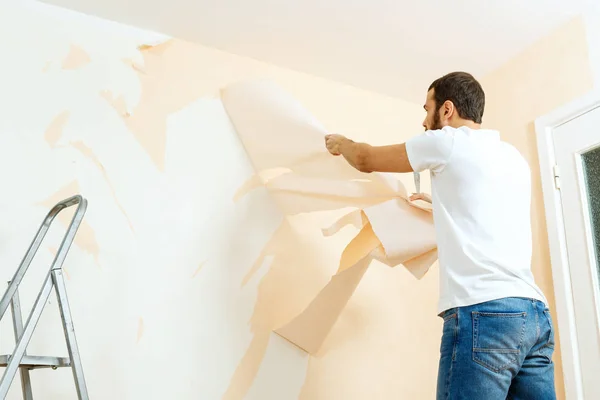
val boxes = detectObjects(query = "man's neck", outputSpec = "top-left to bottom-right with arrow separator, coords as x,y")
449,119 -> 481,130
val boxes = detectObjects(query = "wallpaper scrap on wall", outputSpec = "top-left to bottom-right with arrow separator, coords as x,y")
221,79 -> 438,354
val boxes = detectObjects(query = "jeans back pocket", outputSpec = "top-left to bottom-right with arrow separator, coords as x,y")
472,311 -> 527,373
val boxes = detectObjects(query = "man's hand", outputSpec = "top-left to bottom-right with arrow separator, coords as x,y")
409,193 -> 432,203
325,134 -> 349,156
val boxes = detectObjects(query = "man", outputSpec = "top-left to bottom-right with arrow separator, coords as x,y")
324,72 -> 555,400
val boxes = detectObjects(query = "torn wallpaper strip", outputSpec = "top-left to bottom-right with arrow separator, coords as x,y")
221,79 -> 437,354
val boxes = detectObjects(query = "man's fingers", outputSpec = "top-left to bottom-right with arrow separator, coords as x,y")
325,136 -> 338,155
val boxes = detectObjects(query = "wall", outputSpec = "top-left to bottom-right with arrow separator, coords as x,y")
584,3 -> 600,88
2,3 -> 593,399
481,16 -> 595,400
0,3 -> 441,400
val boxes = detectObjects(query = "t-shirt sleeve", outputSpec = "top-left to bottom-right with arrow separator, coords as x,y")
405,129 -> 455,173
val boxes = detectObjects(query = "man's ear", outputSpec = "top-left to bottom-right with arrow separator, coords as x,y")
443,100 -> 454,118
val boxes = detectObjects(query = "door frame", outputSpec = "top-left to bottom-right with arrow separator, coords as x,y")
535,88 -> 600,400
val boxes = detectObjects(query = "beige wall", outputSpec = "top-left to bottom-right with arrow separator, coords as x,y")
481,16 -> 595,400
583,4 -> 600,87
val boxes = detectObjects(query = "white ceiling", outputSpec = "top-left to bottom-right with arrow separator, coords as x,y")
40,0 -> 591,103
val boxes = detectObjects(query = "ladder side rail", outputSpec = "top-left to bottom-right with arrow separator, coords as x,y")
52,269 -> 88,399
50,197 -> 87,273
0,273 -> 54,398
9,285 -> 33,400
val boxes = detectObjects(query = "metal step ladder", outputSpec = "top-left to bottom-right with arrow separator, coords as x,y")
0,195 -> 89,399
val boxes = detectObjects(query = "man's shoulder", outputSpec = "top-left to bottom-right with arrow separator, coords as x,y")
493,140 -> 532,174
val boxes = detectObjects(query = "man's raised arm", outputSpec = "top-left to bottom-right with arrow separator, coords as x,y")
324,134 -> 414,173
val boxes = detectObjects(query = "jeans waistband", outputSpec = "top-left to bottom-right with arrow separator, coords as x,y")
439,297 -> 546,319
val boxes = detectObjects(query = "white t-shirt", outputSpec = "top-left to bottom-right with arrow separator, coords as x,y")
405,126 -> 547,314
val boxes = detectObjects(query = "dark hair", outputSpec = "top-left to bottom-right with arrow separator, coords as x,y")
428,72 -> 485,124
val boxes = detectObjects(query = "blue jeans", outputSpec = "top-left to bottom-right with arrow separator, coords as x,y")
437,297 -> 556,400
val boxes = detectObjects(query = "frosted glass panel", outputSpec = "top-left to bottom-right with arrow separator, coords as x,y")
582,146 -> 600,278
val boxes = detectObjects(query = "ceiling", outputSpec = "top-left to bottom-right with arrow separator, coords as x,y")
39,0 -> 591,103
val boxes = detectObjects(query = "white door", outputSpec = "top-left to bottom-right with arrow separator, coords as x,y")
553,105 -> 600,400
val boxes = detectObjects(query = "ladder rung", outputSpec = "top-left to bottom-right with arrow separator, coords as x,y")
0,355 -> 71,369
